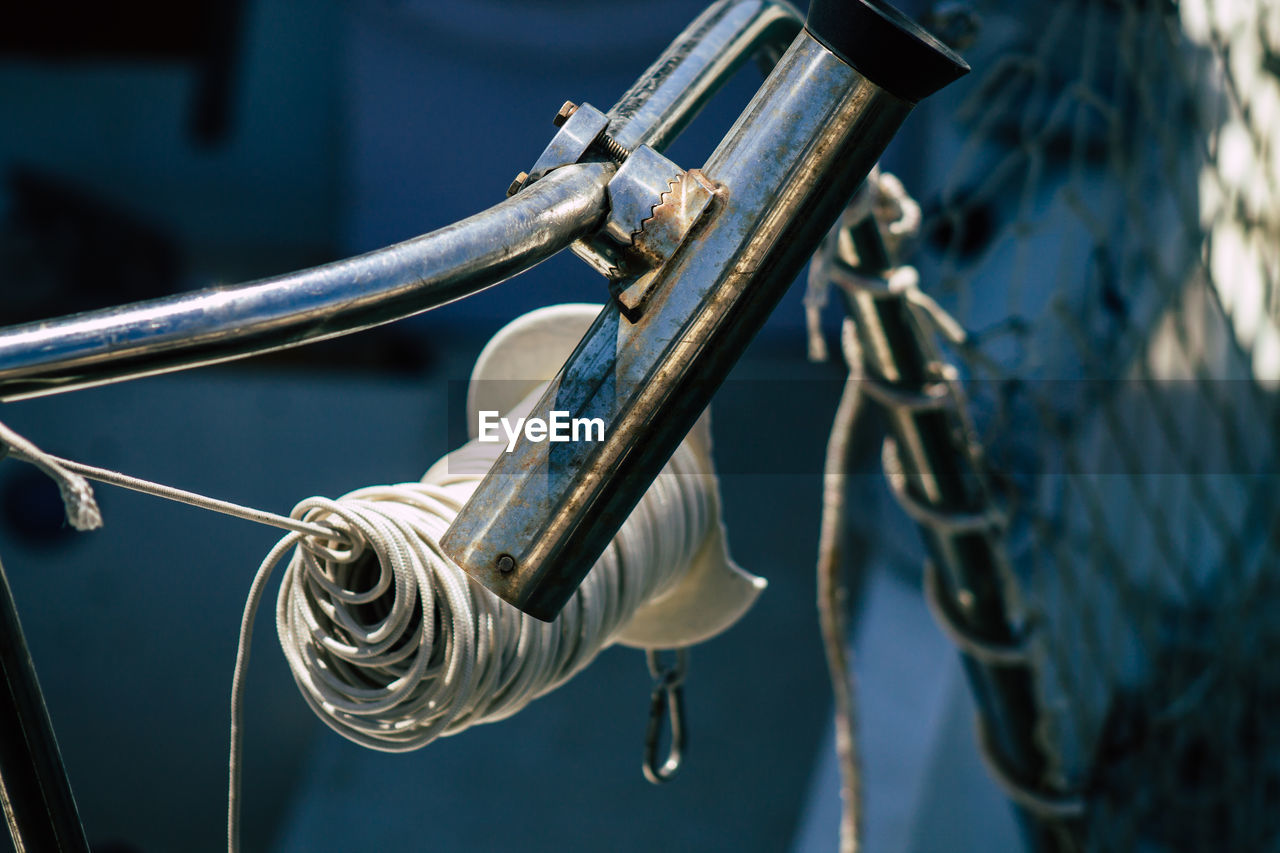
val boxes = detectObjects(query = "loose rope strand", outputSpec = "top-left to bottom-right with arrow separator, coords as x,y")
45,454 -> 350,543
0,420 -> 349,544
817,317 -> 867,853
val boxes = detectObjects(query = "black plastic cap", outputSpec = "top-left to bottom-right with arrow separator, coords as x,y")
806,0 -> 970,103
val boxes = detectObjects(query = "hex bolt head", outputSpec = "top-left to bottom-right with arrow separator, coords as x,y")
507,171 -> 529,198
496,554 -> 516,574
553,101 -> 578,127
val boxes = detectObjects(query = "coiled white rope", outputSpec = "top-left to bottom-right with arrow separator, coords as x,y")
228,428 -> 715,851
0,391 -> 723,852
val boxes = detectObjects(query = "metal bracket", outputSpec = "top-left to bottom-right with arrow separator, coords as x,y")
512,101 -> 720,321
602,149 -> 718,320
509,102 -> 613,196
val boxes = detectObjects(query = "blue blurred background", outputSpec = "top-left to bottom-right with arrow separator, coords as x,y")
0,1 -> 1016,850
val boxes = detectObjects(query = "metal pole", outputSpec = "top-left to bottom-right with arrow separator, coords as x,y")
0,162 -> 613,402
0,553 -> 90,853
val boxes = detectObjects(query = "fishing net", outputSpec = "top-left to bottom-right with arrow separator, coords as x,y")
822,0 -> 1280,848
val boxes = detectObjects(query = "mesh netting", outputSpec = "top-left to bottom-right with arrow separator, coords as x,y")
909,0 -> 1279,848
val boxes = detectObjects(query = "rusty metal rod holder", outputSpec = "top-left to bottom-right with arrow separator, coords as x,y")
442,2 -> 969,620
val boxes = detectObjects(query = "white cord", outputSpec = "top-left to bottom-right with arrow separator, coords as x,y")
817,318 -> 867,853
36,452 -> 347,542
228,432 -> 713,852
0,416 -> 349,543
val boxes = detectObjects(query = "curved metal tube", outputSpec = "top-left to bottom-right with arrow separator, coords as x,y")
0,163 -> 612,401
606,0 -> 802,152
0,0 -> 801,402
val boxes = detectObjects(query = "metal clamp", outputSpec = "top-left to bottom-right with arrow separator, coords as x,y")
511,101 -> 720,321
508,102 -> 620,196
605,151 -> 718,320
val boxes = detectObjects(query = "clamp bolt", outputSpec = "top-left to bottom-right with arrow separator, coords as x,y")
553,101 -> 579,127
507,171 -> 529,198
553,100 -> 632,164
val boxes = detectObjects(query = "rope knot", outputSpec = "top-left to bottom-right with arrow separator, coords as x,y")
0,420 -> 103,532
